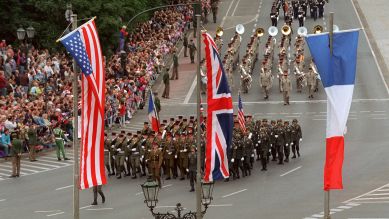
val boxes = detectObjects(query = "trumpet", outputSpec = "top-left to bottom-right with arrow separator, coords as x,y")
313,25 -> 324,34
281,24 -> 291,36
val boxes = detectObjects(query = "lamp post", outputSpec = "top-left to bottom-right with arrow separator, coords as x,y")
16,27 -> 26,41
17,26 -> 35,53
141,177 -> 214,219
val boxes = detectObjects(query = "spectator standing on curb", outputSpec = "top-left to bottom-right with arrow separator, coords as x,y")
162,67 -> 170,99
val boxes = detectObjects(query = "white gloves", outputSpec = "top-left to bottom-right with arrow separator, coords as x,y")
251,154 -> 254,157
241,157 -> 244,161
168,152 -> 172,155
117,148 -> 121,152
275,135 -> 278,138
175,155 -> 178,159
125,157 -> 128,161
286,144 -> 289,146
231,158 -> 235,163
186,168 -> 189,172
256,143 -> 258,146
291,142 -> 294,145
111,145 -> 115,148
184,149 -> 187,152
131,148 -> 136,151
300,138 -> 302,142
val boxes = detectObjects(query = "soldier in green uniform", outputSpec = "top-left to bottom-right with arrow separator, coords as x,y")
232,122 -> 244,179
103,133 -> 113,176
211,0 -> 219,23
242,132 -> 253,176
269,120 -> 277,161
178,133 -> 189,180
162,67 -> 170,99
171,50 -> 179,80
283,120 -> 292,163
109,132 -> 118,176
163,132 -> 177,180
146,142 -> 163,188
188,146 -> 197,192
53,125 -> 70,161
259,125 -> 270,171
141,122 -> 152,135
189,39 -> 197,64
291,119 -> 302,158
183,32 -> 188,57
27,124 -> 38,161
10,131 -> 23,177
129,134 -> 141,179
114,133 -> 126,179
275,119 -> 286,165
124,132 -> 133,176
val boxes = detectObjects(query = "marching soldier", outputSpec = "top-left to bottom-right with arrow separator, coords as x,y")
306,66 -> 317,98
270,9 -> 278,26
281,72 -> 292,105
214,35 -> 223,54
232,122 -> 244,179
291,119 -> 302,158
294,59 -> 305,93
124,132 -> 133,176
104,133 -> 113,176
9,131 -> 23,177
274,119 -> 286,165
91,185 -> 105,206
189,39 -> 197,64
242,132 -> 254,174
259,125 -> 270,171
188,146 -> 197,192
283,121 -> 292,163
129,134 -> 141,179
141,122 -> 152,135
178,133 -> 189,180
147,142 -> 163,188
109,132 -> 118,176
163,133 -> 177,180
298,7 -> 305,27
292,0 -> 299,19
53,125 -> 70,161
270,120 -> 278,161
260,68 -> 272,99
114,133 -> 126,179
318,0 -> 325,18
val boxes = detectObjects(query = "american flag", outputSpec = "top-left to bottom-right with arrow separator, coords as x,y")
238,92 -> 246,133
202,32 -> 233,182
60,19 -> 106,190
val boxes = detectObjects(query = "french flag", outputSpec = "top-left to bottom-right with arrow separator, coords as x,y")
148,90 -> 160,132
306,29 -> 359,190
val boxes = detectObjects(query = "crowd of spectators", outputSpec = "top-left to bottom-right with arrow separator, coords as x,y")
0,3 -> 195,158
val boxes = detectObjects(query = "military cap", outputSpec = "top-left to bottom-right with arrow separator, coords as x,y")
183,118 -> 187,122
144,122 -> 149,125
162,119 -> 168,123
174,121 -> 180,125
262,118 -> 268,122
166,132 -> 172,137
137,130 -> 142,135
277,119 -> 283,123
175,133 -> 181,137
189,116 -> 195,120
271,120 -> 276,124
284,120 -> 289,124
133,134 -> 138,138
121,130 -> 126,134
178,115 -> 183,119
152,142 -> 158,146
160,123 -> 166,127
104,133 -> 107,136
157,132 -> 163,136
119,134 -> 124,137
112,132 -> 117,136
292,119 -> 298,123
127,132 -> 132,136
234,120 -> 239,124
170,118 -> 175,121
151,131 -> 156,135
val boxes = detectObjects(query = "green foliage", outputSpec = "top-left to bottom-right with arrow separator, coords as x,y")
0,0 -> 167,55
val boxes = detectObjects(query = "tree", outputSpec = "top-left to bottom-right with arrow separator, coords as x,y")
0,0 -> 167,55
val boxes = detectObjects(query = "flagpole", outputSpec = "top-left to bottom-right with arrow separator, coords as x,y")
324,11 -> 335,219
195,13 -> 203,219
71,13 -> 80,219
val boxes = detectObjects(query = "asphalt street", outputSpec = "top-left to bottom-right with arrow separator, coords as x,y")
1,0 -> 389,218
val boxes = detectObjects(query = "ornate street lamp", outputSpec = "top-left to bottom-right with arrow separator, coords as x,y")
17,27 -> 26,41
65,3 -> 73,23
141,178 -> 214,219
26,26 -> 35,39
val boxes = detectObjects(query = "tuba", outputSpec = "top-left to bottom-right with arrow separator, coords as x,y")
268,26 -> 278,37
281,24 -> 291,36
236,24 -> 245,35
297,27 -> 308,36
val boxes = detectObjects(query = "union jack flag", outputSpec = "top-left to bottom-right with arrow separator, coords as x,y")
238,92 -> 246,133
202,32 -> 233,182
60,18 -> 106,190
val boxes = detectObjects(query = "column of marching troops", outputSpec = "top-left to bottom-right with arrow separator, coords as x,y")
104,115 -> 302,190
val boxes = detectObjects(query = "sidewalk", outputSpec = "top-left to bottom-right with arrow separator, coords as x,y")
354,0 -> 389,90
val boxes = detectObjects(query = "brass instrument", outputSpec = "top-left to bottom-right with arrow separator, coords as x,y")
313,25 -> 324,34
256,28 -> 264,37
236,24 -> 245,35
268,26 -> 278,37
297,27 -> 308,36
216,26 -> 224,37
281,24 -> 291,36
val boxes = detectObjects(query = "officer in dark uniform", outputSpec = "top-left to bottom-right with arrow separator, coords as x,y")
291,119 -> 302,158
189,39 -> 197,64
242,133 -> 253,175
311,0 -> 318,21
283,120 -> 292,163
318,0 -> 325,18
211,0 -> 218,23
292,0 -> 299,19
270,10 -> 278,26
259,125 -> 270,171
270,120 -> 278,161
298,7 -> 305,27
124,132 -> 133,176
232,123 -> 244,179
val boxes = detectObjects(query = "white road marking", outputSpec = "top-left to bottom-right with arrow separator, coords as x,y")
344,183 -> 389,203
231,0 -> 241,16
377,188 -> 389,192
0,199 -> 6,202
372,118 -> 388,120
350,0 -> 389,96
360,110 -> 371,113
46,212 -> 65,217
183,75 -> 197,104
355,197 -> 389,201
348,201 -> 389,204
330,208 -> 343,212
285,115 -> 300,118
162,184 -> 173,188
35,210 -> 62,213
79,205 -> 92,210
135,192 -> 143,196
209,204 -> 233,207
55,185 -> 74,191
222,189 -> 247,198
374,111 -> 386,113
86,208 -> 114,211
224,14 -> 259,31
25,161 -> 61,168
348,218 -> 389,219
370,114 -> 386,116
280,166 -> 302,177
220,0 -> 235,27
155,206 -> 177,208
337,205 -> 353,209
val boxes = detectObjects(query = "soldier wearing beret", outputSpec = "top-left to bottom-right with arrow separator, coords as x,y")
147,142 -> 163,188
